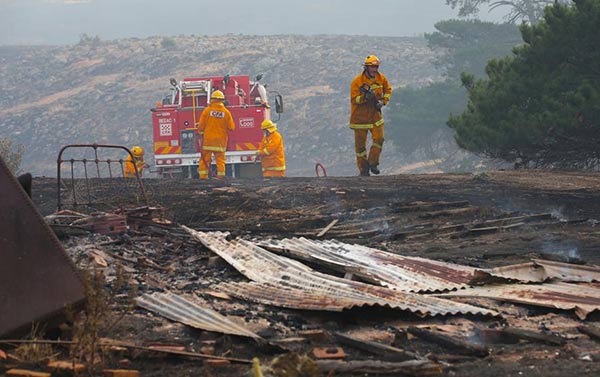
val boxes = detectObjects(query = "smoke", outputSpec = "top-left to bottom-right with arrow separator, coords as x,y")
549,207 -> 567,222
541,236 -> 580,260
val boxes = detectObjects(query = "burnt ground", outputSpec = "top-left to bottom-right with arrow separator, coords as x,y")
9,170 -> 600,376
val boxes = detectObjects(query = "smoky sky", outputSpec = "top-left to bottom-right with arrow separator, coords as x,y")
0,0 -> 507,45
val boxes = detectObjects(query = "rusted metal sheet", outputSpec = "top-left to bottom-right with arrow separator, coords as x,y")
182,227 -> 499,318
0,157 -> 85,338
440,282 -> 600,319
472,259 -> 600,284
258,237 -> 475,292
136,292 -> 262,339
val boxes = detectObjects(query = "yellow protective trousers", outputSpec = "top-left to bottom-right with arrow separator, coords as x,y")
354,126 -> 384,173
198,151 -> 226,179
262,170 -> 285,177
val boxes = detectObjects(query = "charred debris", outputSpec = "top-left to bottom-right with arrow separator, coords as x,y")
3,168 -> 600,376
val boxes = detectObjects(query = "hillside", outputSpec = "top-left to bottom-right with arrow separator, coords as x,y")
0,34 -> 442,176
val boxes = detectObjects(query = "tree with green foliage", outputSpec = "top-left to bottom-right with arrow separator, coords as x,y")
160,37 -> 176,49
0,138 -> 24,174
446,0 -> 573,24
385,20 -> 521,167
386,81 -> 467,158
448,0 -> 600,168
426,19 -> 522,79
77,33 -> 101,47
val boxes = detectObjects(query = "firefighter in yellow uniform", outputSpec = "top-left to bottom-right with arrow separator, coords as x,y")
350,55 -> 392,176
197,90 -> 235,179
124,146 -> 147,178
256,120 -> 286,177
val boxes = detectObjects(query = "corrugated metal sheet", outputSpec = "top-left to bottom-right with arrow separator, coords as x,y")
136,292 -> 262,339
440,282 -> 600,319
0,157 -> 86,338
258,237 -> 476,292
182,227 -> 499,318
536,259 -> 600,282
472,259 -> 600,284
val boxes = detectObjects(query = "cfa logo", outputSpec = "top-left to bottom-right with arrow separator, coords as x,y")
239,118 -> 254,128
159,123 -> 172,136
210,110 -> 225,119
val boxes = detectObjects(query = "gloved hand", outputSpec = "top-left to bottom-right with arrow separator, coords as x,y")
360,84 -> 374,101
375,100 -> 384,110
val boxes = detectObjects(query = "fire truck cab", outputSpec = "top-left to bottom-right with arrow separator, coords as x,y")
151,74 -> 283,178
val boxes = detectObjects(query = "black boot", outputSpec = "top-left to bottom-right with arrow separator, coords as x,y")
359,169 -> 370,177
369,164 -> 380,175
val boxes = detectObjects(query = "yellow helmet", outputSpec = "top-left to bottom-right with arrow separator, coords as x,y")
131,146 -> 144,157
261,119 -> 277,131
364,55 -> 381,66
211,90 -> 225,100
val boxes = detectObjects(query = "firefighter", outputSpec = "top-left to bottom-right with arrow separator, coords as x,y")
256,120 -> 286,177
124,146 -> 147,178
349,55 -> 392,176
197,90 -> 235,179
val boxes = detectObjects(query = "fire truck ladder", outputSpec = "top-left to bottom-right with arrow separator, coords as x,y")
57,143 -> 147,211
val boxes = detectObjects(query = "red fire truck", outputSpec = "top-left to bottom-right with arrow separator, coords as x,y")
151,74 -> 283,178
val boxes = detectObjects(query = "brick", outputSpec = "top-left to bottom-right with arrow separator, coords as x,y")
147,344 -> 186,352
312,347 -> 346,359
47,360 -> 85,372
298,329 -> 328,342
103,369 -> 140,377
89,214 -> 127,235
118,359 -> 131,367
6,369 -> 51,377
204,359 -> 230,367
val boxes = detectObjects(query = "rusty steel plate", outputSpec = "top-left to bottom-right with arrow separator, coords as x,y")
182,227 -> 499,318
0,157 -> 85,338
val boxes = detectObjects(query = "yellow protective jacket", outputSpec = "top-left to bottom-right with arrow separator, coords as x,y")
349,71 -> 392,129
124,155 -> 145,178
258,130 -> 286,174
197,102 -> 235,152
